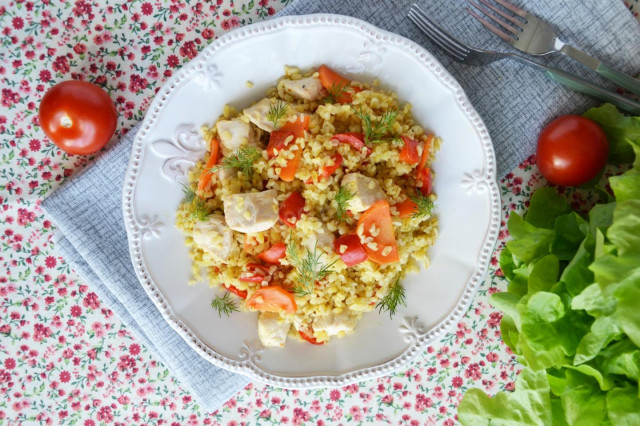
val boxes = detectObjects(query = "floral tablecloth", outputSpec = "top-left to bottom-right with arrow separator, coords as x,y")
1,1 -> 638,424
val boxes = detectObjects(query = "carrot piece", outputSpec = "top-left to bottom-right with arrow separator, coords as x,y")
417,134 -> 433,172
357,200 -> 399,265
197,137 -> 220,192
246,286 -> 297,314
318,65 -> 354,104
395,198 -> 417,218
399,136 -> 420,164
416,134 -> 434,195
278,148 -> 302,182
279,114 -> 310,139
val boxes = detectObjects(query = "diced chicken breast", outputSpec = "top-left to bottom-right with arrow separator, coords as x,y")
218,166 -> 237,182
223,189 -> 279,233
243,98 -> 293,132
303,220 -> 335,267
281,77 -> 326,101
258,312 -> 290,347
312,310 -> 357,337
191,214 -> 235,262
215,119 -> 256,154
341,173 -> 386,213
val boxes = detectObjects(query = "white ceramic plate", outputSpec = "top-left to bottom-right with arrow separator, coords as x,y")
122,14 -> 500,388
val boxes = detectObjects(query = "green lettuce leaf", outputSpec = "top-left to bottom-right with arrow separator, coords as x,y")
551,212 -> 588,260
560,369 -> 606,426
525,187 -> 572,229
458,368 -> 555,426
583,103 -> 640,164
506,213 -> 554,263
606,385 -> 640,425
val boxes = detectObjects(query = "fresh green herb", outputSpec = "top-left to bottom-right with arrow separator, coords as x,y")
181,184 -> 208,221
353,107 -> 399,145
212,145 -> 261,177
266,99 -> 289,129
335,186 -> 355,223
286,238 -> 337,296
409,191 -> 434,219
322,81 -> 351,104
458,104 -> 640,426
376,279 -> 406,319
210,292 -> 239,318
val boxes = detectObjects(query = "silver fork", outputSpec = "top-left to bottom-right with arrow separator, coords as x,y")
467,0 -> 640,95
407,4 -> 640,115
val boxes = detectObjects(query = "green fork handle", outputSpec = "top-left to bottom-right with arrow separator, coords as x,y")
544,68 -> 640,115
596,63 -> 640,96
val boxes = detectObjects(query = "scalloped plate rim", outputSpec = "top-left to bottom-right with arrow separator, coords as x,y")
122,13 -> 501,388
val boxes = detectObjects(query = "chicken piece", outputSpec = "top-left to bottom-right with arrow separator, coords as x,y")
217,166 -> 237,182
191,214 -> 235,262
223,189 -> 279,233
242,98 -> 293,132
215,119 -> 256,155
257,312 -> 290,348
303,219 -> 335,267
280,77 -> 326,101
341,173 -> 386,213
312,310 -> 357,337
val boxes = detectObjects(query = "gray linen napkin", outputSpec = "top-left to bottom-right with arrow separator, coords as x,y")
42,125 -> 249,413
279,0 -> 640,177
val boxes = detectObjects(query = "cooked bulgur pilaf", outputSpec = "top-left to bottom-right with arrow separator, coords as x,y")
176,65 -> 440,347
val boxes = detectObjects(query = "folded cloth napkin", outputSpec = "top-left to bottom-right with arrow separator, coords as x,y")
42,125 -> 250,413
279,0 -> 640,177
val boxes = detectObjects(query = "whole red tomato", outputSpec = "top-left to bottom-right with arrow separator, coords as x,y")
39,80 -> 118,155
536,115 -> 608,186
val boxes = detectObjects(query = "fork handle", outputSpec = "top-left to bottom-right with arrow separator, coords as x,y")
544,68 -> 640,115
561,45 -> 640,96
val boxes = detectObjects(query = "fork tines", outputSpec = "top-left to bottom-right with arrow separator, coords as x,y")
467,0 -> 527,43
408,4 -> 470,62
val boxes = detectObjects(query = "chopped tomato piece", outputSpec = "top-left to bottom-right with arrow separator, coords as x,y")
278,148 -> 302,182
357,200 -> 399,264
299,330 -> 324,345
239,263 -> 271,283
318,65 -> 353,104
197,137 -> 220,192
320,153 -> 343,179
224,284 -> 247,299
332,132 -> 365,150
280,114 -> 310,139
333,234 -> 368,267
258,242 -> 286,264
399,136 -> 420,164
246,286 -> 297,313
266,130 -> 295,158
395,198 -> 417,218
279,192 -> 305,228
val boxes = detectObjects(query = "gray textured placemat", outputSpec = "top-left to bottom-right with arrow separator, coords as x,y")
42,125 -> 250,413
279,0 -> 640,177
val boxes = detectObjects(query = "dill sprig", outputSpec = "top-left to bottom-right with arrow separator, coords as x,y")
266,99 -> 289,129
376,279 -> 406,319
181,184 -> 208,221
286,238 -> 337,296
322,81 -> 351,104
409,192 -> 434,219
353,107 -> 399,145
212,145 -> 261,177
334,186 -> 355,223
210,292 -> 239,318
